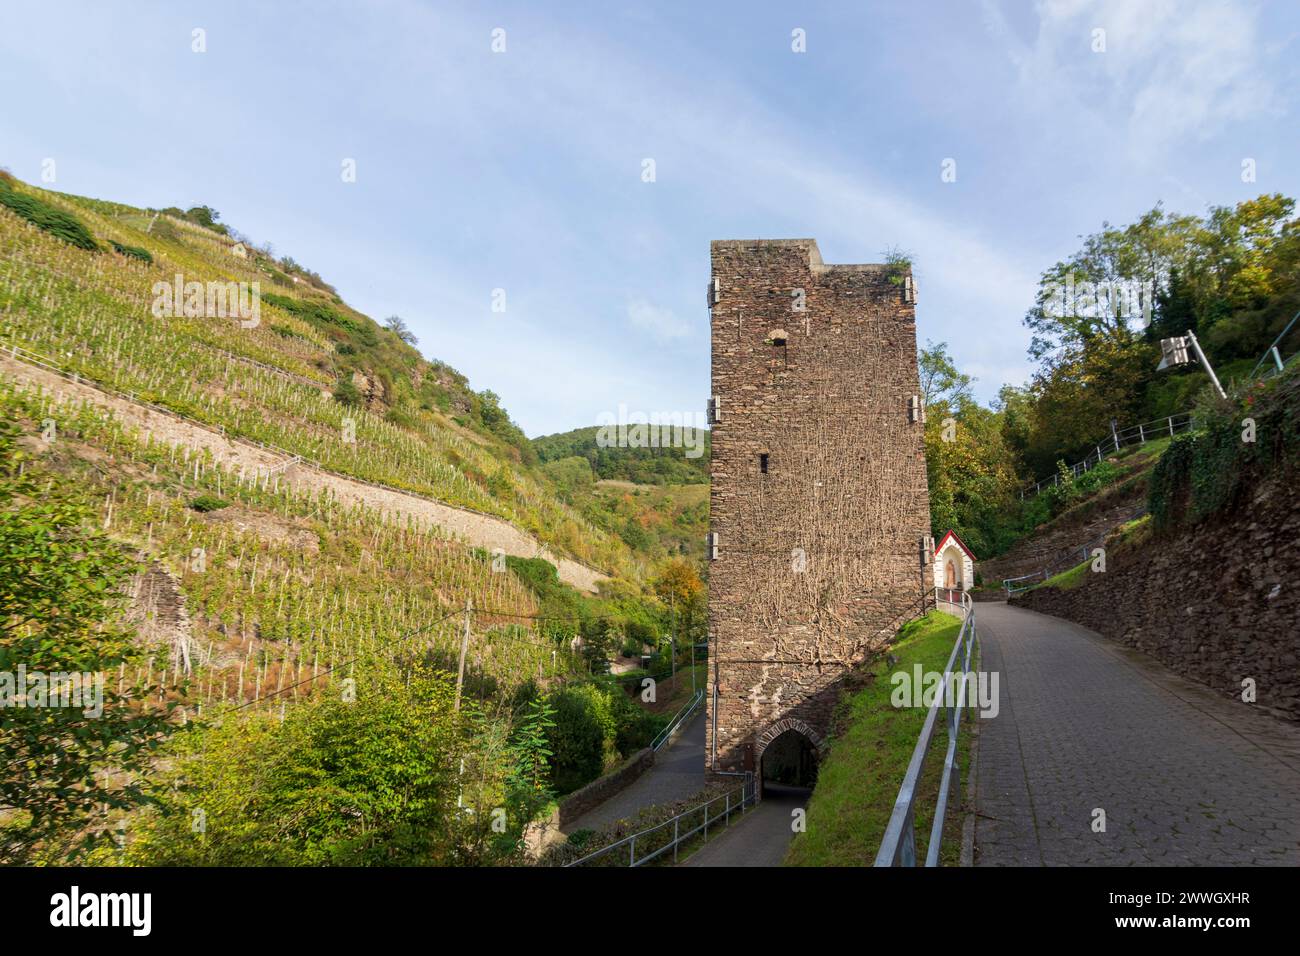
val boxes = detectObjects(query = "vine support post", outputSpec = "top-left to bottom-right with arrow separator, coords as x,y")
454,598 -> 473,712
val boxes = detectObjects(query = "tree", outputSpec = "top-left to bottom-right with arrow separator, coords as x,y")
384,314 -> 418,346
1024,203 -> 1200,365
0,422 -> 175,862
183,205 -> 228,235
924,399 -> 1021,558
507,696 -> 555,820
652,558 -> 705,648
918,340 -> 975,410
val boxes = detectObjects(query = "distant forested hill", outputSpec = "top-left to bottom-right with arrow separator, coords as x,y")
532,425 -> 710,484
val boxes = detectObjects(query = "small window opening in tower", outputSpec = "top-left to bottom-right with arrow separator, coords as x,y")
759,453 -> 769,474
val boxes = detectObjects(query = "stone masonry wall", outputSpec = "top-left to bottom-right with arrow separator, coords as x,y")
1013,473 -> 1300,721
706,239 -> 932,776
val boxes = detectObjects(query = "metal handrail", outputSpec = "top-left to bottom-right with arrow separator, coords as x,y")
875,590 -> 978,867
1002,570 -> 1047,596
1021,412 -> 1193,500
565,774 -> 756,867
1001,505 -> 1146,596
933,586 -> 969,613
651,689 -> 703,752
1247,309 -> 1300,380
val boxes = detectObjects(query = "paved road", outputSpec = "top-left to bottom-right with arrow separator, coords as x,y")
974,602 -> 1300,866
561,711 -> 706,835
685,784 -> 809,867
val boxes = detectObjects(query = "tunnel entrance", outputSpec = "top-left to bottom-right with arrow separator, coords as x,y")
759,728 -> 819,790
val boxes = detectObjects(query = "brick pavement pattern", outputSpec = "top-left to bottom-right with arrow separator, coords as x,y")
685,784 -> 807,868
561,713 -> 706,836
974,602 -> 1300,866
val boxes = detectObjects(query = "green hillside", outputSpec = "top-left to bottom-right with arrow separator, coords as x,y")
0,173 -> 617,571
533,424 -> 710,485
0,173 -> 707,865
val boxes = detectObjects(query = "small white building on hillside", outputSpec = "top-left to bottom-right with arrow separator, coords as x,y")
933,530 -> 976,593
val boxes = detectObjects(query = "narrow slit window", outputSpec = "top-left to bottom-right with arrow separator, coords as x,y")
759,453 -> 769,474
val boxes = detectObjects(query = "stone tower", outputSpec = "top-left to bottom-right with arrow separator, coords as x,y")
706,239 -> 932,781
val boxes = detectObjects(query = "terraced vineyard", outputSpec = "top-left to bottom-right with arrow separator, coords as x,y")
0,179 -> 627,574
3,354 -> 598,690
0,177 -> 691,865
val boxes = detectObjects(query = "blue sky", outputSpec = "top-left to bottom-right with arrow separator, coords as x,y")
2,1 -> 1297,436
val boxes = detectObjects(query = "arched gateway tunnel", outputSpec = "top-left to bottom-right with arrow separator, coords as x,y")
705,239 -> 932,790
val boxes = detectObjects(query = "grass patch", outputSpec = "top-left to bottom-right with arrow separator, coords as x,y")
647,663 -> 707,716
1035,559 -> 1090,591
1033,514 -> 1151,592
785,610 -> 970,866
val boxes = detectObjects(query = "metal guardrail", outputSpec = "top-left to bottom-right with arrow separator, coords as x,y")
1002,570 -> 1047,596
1001,505 -> 1147,596
1021,412 -> 1193,500
875,589 -> 978,867
1248,309 -> 1300,381
934,587 -> 969,613
565,774 -> 756,867
651,689 -> 703,752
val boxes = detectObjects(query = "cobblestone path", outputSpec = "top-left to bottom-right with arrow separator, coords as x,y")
561,712 -> 706,835
974,602 -> 1300,866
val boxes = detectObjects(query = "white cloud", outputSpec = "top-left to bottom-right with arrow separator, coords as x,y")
989,0 -> 1281,157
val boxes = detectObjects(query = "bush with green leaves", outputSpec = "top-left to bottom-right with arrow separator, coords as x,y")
1149,368 -> 1300,531
0,421 -> 175,863
546,684 -> 612,793
333,377 -> 363,408
543,680 -> 666,794
188,494 -> 230,512
0,183 -> 98,250
129,664 -> 529,866
109,240 -> 152,263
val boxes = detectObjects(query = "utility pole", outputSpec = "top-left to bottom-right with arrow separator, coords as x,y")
454,598 -> 472,711
670,589 -> 677,678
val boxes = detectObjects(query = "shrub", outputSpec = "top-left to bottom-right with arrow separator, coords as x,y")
189,494 -> 230,512
333,378 -> 362,408
546,685 -> 610,793
128,666 -> 515,866
0,183 -> 98,250
543,681 -> 667,793
1148,368 -> 1300,531
505,555 -> 561,595
0,421 -> 176,862
110,240 -> 153,263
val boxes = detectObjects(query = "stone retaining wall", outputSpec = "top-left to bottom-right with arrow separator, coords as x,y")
1013,474 -> 1300,721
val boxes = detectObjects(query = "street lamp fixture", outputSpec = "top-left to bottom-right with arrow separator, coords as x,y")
1157,330 -> 1226,399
